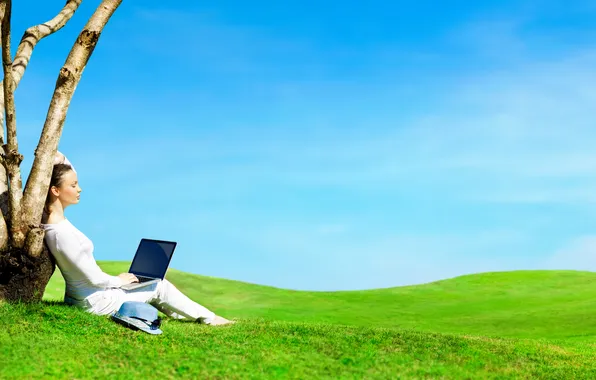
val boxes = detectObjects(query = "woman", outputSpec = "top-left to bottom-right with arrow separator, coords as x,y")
41,152 -> 234,326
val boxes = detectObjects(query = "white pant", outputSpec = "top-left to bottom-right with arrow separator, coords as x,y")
70,279 -> 216,323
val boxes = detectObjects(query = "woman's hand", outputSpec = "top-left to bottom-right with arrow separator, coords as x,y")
53,151 -> 65,165
118,273 -> 139,285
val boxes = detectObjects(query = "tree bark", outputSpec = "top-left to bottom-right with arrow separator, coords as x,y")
0,245 -> 54,302
0,0 -> 53,302
1,0 -> 26,248
0,0 -> 8,253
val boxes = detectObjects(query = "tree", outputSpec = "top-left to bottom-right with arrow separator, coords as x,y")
0,0 -> 122,302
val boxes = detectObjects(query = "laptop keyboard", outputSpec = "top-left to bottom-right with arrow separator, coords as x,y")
136,276 -> 155,283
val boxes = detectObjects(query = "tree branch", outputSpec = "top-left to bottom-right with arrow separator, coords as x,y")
0,0 -> 83,142
1,0 -> 24,247
13,0 -> 83,85
21,0 -> 122,237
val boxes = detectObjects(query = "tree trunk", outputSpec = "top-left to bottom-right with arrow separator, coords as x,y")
0,245 -> 55,302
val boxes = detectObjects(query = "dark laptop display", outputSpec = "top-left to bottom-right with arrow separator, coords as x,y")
128,239 -> 177,279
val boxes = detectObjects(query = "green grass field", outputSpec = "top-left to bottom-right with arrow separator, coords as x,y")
2,262 -> 596,378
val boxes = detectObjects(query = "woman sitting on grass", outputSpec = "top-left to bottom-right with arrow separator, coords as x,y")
41,152 -> 234,326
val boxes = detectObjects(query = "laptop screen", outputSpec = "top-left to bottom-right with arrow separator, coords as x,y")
128,239 -> 177,279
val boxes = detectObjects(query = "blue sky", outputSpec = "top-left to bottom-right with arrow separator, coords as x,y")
13,1 -> 596,290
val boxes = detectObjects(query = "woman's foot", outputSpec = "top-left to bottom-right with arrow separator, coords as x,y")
199,315 -> 236,326
208,315 -> 236,326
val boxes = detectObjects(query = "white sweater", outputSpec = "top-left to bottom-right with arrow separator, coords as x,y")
43,219 -> 123,300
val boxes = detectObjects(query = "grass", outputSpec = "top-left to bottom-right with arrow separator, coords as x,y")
2,262 -> 596,378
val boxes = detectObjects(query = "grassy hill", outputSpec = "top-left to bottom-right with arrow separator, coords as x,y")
44,262 -> 596,340
2,262 -> 596,378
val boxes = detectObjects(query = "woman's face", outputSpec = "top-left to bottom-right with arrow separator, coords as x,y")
52,170 -> 82,206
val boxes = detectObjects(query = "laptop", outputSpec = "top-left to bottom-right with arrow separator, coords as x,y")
120,238 -> 177,291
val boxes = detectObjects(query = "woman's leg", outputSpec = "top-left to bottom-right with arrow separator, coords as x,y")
120,279 -> 216,323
